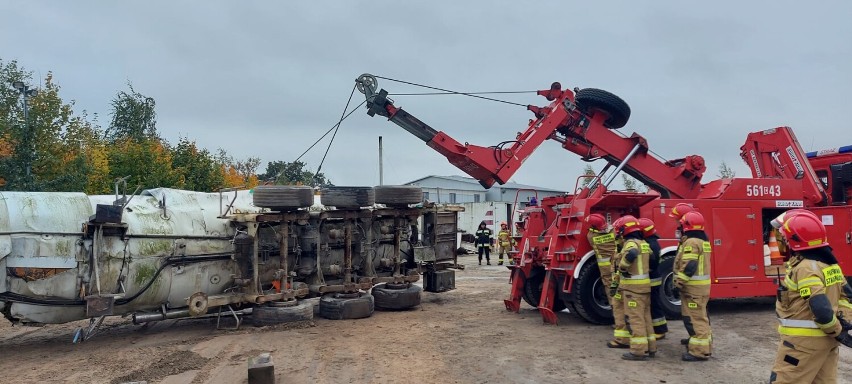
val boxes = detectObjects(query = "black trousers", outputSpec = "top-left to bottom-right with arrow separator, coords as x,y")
478,246 -> 490,261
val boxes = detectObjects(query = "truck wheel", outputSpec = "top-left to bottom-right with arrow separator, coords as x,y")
251,300 -> 314,327
374,185 -> 423,207
574,88 -> 631,129
319,291 -> 375,320
253,186 -> 314,210
321,186 -> 375,209
522,271 -> 567,311
657,254 -> 683,320
372,283 -> 422,310
571,259 -> 614,325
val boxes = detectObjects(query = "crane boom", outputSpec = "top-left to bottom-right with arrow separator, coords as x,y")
357,74 -> 706,198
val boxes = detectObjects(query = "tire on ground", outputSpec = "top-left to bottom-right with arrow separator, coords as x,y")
571,258 -> 615,325
253,185 -> 314,210
657,254 -> 682,320
522,269 -> 567,311
574,88 -> 631,129
321,186 -> 375,209
374,185 -> 423,207
251,300 -> 314,327
372,283 -> 422,310
319,291 -> 375,320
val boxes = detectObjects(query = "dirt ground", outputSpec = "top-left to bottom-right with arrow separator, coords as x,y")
2,253 -> 852,384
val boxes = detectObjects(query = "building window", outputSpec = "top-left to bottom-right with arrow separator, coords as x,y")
449,193 -> 457,203
474,194 -> 480,203
423,192 -> 429,201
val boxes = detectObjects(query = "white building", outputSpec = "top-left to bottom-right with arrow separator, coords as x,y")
405,175 -> 566,238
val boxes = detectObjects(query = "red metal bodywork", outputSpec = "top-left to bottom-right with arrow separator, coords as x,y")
359,76 -> 852,325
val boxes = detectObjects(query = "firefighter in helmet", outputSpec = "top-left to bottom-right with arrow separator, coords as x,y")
674,211 -> 713,361
586,214 -> 617,303
475,221 -> 493,265
606,216 -> 630,349
638,217 -> 668,340
611,215 -> 657,360
769,211 -> 852,382
496,221 -> 515,266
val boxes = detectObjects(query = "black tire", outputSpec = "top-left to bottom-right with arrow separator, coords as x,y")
574,88 -> 631,129
374,185 -> 423,206
522,270 -> 567,311
657,254 -> 682,320
253,186 -> 314,210
571,258 -> 614,325
321,186 -> 375,209
372,283 -> 422,310
251,300 -> 314,327
319,291 -> 375,320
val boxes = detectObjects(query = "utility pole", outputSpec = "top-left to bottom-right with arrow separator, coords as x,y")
12,81 -> 38,191
378,136 -> 383,186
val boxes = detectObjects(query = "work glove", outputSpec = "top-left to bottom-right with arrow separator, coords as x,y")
619,268 -> 631,278
609,280 -> 619,297
836,315 -> 852,348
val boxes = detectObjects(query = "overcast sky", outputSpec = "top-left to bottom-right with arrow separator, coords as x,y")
2,1 -> 850,191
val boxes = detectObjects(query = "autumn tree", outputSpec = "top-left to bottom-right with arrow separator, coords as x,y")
106,83 -> 157,143
259,160 -> 331,186
216,149 -> 260,189
171,137 -> 223,191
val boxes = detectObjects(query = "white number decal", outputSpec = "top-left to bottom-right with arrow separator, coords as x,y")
746,185 -> 782,197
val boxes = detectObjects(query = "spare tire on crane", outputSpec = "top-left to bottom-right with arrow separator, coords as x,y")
321,186 -> 375,209
374,185 -> 423,207
574,88 -> 631,129
253,185 -> 314,210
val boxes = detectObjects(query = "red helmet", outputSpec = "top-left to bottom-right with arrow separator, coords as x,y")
585,213 -> 607,231
669,203 -> 695,219
770,209 -> 817,229
780,214 -> 829,251
638,218 -> 656,237
679,211 -> 705,232
613,215 -> 641,237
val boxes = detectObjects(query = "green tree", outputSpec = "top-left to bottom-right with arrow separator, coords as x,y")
171,137 -> 224,191
717,161 -> 736,179
106,82 -> 157,143
108,137 -> 182,190
580,164 -> 596,187
622,174 -> 638,191
259,160 -> 331,186
215,149 -> 261,189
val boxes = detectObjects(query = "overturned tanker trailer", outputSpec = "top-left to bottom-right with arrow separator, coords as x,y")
0,184 -> 462,338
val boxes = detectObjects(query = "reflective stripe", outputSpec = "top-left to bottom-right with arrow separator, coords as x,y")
677,272 -> 691,281
784,278 -> 798,290
650,277 -> 662,287
615,330 -> 631,337
597,261 -> 612,267
689,336 -> 712,346
624,274 -> 650,280
778,318 -> 819,329
778,325 -> 830,337
621,278 -> 651,285
652,318 -> 667,326
818,317 -> 838,331
840,300 -> 852,309
597,257 -> 611,263
630,337 -> 648,345
682,253 -> 700,261
686,274 -> 711,286
798,277 -> 824,289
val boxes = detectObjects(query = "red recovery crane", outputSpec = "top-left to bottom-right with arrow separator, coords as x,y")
358,74 -> 852,327
356,74 -> 711,324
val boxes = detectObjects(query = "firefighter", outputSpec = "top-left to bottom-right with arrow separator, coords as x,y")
496,222 -> 515,266
475,221 -> 493,265
606,216 -> 631,349
638,217 -> 668,340
769,212 -> 852,383
612,215 -> 657,360
674,211 -> 712,361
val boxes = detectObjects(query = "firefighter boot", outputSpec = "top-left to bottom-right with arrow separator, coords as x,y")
498,255 -> 504,266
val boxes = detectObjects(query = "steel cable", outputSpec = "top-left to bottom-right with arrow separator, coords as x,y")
375,76 -> 530,107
